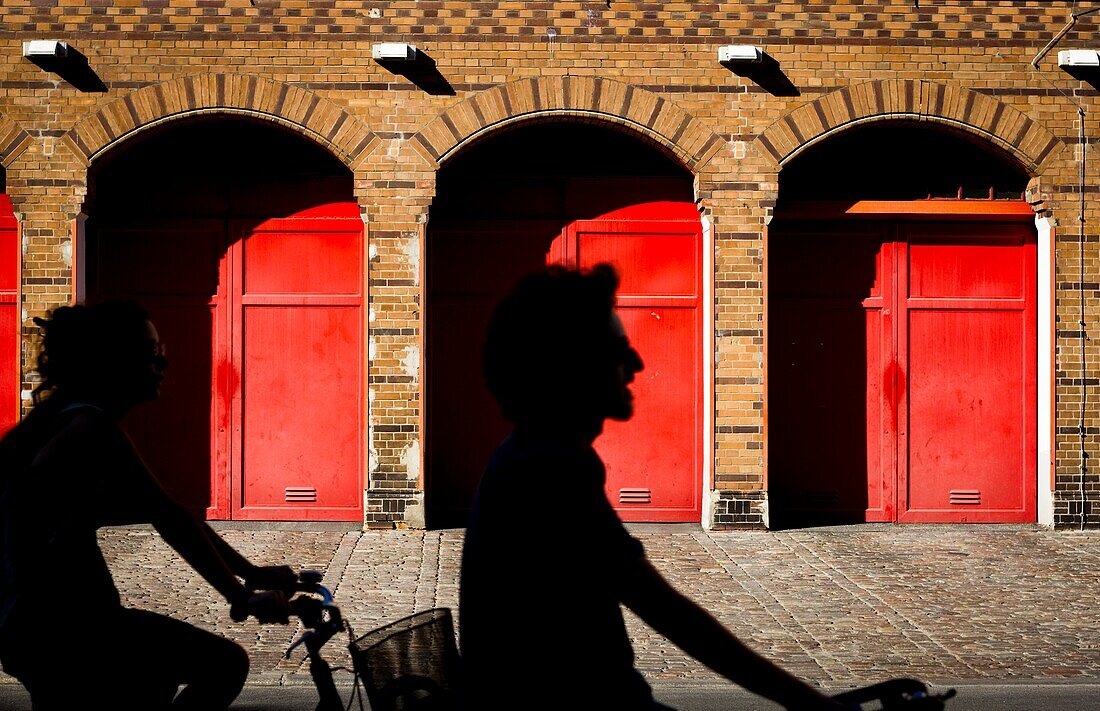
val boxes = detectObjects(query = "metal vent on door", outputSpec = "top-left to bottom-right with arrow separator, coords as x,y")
285,487 -> 318,503
949,490 -> 981,505
619,488 -> 652,505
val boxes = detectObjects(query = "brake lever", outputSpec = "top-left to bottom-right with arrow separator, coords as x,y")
286,629 -> 317,659
285,571 -> 343,658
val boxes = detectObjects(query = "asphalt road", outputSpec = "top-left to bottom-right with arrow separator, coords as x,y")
0,681 -> 1097,710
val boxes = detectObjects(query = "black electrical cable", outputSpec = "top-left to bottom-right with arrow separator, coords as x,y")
1079,107 -> 1089,531
1031,6 -> 1099,529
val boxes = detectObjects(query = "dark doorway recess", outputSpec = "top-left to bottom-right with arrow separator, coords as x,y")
85,117 -> 364,521
769,122 -> 1036,529
777,120 -> 1029,203
427,121 -> 702,529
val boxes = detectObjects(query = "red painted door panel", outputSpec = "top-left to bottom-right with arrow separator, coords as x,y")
565,217 -> 703,522
0,196 -> 17,435
427,222 -> 560,527
898,225 -> 1036,522
231,215 -> 363,521
769,219 -> 1036,524
769,229 -> 895,523
90,219 -> 227,516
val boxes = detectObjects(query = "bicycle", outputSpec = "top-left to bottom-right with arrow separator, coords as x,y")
285,571 -> 952,711
283,570 -> 355,711
285,571 -> 460,711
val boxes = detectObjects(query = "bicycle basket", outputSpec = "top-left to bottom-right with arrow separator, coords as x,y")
350,608 -> 462,711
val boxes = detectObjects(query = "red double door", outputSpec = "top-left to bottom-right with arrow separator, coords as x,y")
770,219 -> 1036,523
88,204 -> 364,520
428,202 -> 702,524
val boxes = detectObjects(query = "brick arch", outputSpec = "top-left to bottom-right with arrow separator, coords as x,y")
755,79 -> 1063,175
61,73 -> 377,168
410,76 -> 724,172
0,114 -> 33,168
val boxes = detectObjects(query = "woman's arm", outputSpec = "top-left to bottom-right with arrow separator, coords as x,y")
197,522 -> 298,590
68,413 -> 291,619
147,497 -> 254,609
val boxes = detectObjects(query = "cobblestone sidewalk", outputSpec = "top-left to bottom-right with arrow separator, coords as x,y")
3,525 -> 1097,688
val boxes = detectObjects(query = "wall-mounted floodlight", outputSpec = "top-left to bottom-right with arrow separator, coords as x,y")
718,45 -> 763,65
372,43 -> 419,62
23,40 -> 68,59
21,40 -> 105,92
371,44 -> 452,95
1058,49 -> 1100,69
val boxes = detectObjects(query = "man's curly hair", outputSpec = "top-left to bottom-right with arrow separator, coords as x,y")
482,264 -> 620,424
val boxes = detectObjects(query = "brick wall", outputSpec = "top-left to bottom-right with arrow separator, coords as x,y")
1,1 -> 1096,528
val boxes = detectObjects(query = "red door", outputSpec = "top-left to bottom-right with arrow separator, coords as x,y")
554,206 -> 703,522
427,221 -> 561,527
769,226 -> 896,522
770,218 -> 1036,524
898,223 -> 1036,522
230,213 -> 364,520
91,219 -> 227,513
0,195 -> 18,435
88,205 -> 364,521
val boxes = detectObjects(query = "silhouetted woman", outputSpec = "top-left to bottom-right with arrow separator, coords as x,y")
0,301 -> 292,710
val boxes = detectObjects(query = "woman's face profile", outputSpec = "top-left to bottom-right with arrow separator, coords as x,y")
120,319 -> 169,404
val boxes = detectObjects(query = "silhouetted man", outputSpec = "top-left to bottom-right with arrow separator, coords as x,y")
460,265 -> 846,709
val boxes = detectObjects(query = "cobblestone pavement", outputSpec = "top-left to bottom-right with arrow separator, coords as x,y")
2,525 -> 1097,689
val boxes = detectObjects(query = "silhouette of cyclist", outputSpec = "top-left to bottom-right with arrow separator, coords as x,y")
460,265 -> 848,710
0,301 -> 295,710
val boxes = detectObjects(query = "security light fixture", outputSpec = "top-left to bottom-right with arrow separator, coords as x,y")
718,45 -> 763,65
22,40 -> 68,59
1058,49 -> 1100,69
372,43 -> 419,62
21,40 -> 105,92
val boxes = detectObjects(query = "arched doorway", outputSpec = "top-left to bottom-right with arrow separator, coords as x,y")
427,121 -> 702,527
83,116 -> 364,521
769,121 -> 1036,527
0,169 -> 17,435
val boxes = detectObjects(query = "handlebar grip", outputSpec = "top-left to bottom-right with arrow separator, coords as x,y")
299,570 -> 324,586
230,598 -> 250,623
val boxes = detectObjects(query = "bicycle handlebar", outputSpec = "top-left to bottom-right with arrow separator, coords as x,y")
284,571 -> 346,659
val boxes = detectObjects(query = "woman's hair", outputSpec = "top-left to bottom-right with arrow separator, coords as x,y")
32,300 -> 152,404
482,264 -> 619,423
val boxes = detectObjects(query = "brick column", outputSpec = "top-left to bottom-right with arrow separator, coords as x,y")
358,138 -> 436,529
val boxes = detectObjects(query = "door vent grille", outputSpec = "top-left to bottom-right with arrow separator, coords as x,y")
805,490 -> 839,507
619,488 -> 652,505
949,489 -> 981,505
285,487 -> 318,503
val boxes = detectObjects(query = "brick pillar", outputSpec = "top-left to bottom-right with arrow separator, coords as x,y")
358,140 -> 436,529
5,140 -> 86,410
700,141 -> 777,529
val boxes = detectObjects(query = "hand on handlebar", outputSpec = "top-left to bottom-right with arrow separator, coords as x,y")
245,564 -> 299,592
231,589 -> 291,624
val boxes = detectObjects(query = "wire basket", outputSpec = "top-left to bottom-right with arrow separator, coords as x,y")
350,608 -> 462,711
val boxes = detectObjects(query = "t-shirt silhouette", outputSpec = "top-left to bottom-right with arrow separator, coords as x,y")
459,427 -> 653,709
